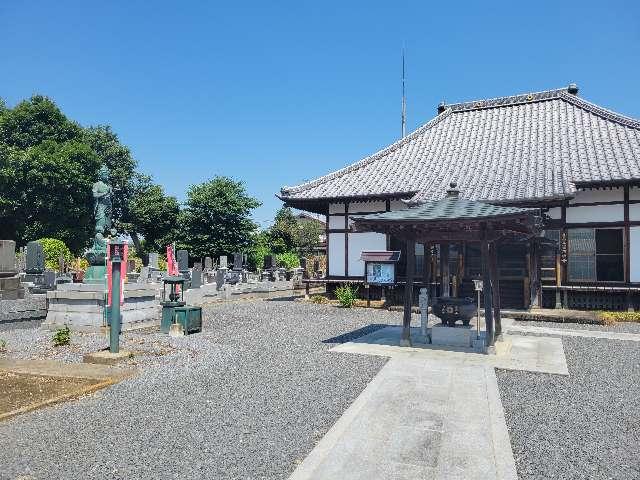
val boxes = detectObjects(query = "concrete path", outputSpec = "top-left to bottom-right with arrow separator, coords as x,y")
502,319 -> 640,342
290,356 -> 517,480
290,327 -> 568,480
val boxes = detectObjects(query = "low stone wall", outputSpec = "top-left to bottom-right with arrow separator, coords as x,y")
43,283 -> 160,332
0,294 -> 47,324
184,280 -> 295,306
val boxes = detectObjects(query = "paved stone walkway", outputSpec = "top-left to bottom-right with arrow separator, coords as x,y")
502,318 -> 640,342
290,327 -> 567,480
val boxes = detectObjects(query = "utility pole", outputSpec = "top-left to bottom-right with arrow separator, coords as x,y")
401,46 -> 406,138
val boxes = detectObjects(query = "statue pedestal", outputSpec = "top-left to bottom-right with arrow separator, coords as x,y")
83,265 -> 107,284
42,283 -> 160,332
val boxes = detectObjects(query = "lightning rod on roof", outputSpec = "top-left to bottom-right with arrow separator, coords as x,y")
401,46 -> 406,138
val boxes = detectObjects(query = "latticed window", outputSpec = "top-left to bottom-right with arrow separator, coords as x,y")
567,228 -> 624,282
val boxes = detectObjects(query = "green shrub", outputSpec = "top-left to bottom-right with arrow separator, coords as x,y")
37,238 -> 73,271
310,295 -> 328,304
158,257 -> 167,271
335,284 -> 358,308
52,325 -> 71,347
276,251 -> 300,269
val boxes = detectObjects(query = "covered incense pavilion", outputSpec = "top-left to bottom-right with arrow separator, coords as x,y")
350,184 -> 542,347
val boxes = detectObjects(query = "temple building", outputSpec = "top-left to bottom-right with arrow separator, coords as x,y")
278,84 -> 640,310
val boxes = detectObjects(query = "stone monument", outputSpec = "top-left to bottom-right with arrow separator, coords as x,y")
43,165 -> 159,332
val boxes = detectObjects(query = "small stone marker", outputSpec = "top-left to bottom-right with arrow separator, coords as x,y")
419,288 -> 429,337
127,259 -> 136,273
177,250 -> 189,271
219,255 -> 228,269
148,252 -> 159,270
43,270 -> 57,289
26,241 -> 45,274
204,256 -> 213,271
138,266 -> 150,283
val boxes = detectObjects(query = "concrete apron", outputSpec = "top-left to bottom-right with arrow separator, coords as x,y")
290,327 -> 568,480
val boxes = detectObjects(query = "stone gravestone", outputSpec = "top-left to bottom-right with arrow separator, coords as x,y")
204,256 -> 213,271
215,268 -> 226,291
127,259 -> 136,273
233,253 -> 243,271
26,241 -> 45,274
191,264 -> 203,289
0,240 -> 17,273
177,250 -> 189,271
148,252 -> 159,270
219,255 -> 228,269
263,255 -> 275,270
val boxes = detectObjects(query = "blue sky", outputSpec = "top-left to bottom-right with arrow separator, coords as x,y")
1,1 -> 639,227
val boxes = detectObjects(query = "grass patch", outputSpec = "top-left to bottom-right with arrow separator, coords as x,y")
310,294 -> 329,304
598,311 -> 640,325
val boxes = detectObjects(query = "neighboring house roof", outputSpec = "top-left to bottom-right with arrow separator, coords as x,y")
279,85 -> 640,209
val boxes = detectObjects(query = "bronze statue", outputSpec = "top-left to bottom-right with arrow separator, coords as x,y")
84,165 -> 114,283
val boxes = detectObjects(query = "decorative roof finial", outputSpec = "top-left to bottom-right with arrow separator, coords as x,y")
446,182 -> 460,198
568,83 -> 579,95
437,101 -> 446,114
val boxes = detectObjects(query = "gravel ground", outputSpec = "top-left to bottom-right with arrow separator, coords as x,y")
497,336 -> 640,480
514,319 -> 640,334
0,299 -> 407,480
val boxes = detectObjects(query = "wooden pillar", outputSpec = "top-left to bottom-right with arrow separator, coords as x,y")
441,242 -> 450,297
555,249 -> 563,309
489,242 -> 501,339
529,240 -> 541,309
481,235 -> 494,347
401,238 -> 415,347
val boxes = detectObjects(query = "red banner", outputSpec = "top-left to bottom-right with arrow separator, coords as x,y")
166,244 -> 180,294
107,242 -> 128,307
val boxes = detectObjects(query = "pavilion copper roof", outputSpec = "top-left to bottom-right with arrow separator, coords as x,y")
279,85 -> 640,206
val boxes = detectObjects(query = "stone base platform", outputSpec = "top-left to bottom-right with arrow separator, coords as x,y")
431,323 -> 474,348
43,283 -> 160,332
0,274 -> 25,300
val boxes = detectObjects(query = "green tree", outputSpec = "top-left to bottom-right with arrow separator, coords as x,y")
295,219 -> 323,257
123,182 -> 180,255
269,207 -> 298,254
0,95 -> 81,149
0,140 -> 100,252
179,176 -> 261,259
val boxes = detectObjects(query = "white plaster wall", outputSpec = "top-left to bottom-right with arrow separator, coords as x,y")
347,232 -> 387,277
389,200 -> 409,211
328,233 -> 345,276
630,204 -> 640,222
631,227 -> 640,282
630,187 -> 640,201
570,188 -> 623,204
328,215 -> 346,230
348,201 -> 386,213
547,207 -> 562,219
565,204 -> 624,223
329,203 -> 345,214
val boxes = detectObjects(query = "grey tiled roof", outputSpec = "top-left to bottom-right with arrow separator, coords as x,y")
350,196 -> 533,223
280,86 -> 640,205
